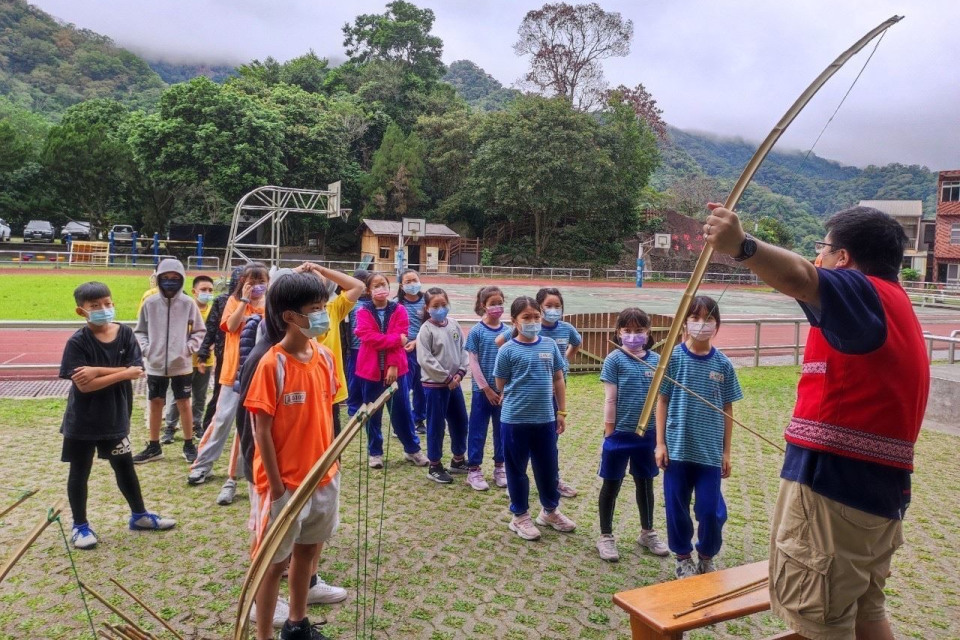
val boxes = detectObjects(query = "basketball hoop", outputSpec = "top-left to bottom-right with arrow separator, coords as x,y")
408,232 -> 420,244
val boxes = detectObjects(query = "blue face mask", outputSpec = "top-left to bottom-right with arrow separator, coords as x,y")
428,306 -> 449,322
543,308 -> 563,323
158,279 -> 182,296
520,322 -> 541,338
86,307 -> 115,326
297,310 -> 330,338
403,282 -> 421,295
197,292 -> 214,304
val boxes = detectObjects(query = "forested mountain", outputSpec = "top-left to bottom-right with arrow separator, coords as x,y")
147,61 -> 236,84
442,60 -> 520,111
0,0 -> 165,118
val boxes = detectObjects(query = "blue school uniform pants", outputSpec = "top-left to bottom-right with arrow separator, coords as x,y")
467,392 -> 504,467
406,351 -> 426,424
359,376 -> 421,456
346,348 -> 362,416
663,460 -> 727,557
501,422 -> 560,516
423,385 -> 468,463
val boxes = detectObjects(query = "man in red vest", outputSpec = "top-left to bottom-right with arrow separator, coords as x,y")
702,204 -> 929,640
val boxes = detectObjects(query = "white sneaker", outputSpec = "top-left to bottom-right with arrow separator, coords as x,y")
403,451 -> 429,467
535,508 -> 576,532
368,455 -> 383,469
557,479 -> 578,498
467,469 -> 489,491
71,524 -> 98,550
508,513 -> 541,541
638,530 -> 670,557
250,597 -> 289,628
493,465 -> 507,488
306,576 -> 348,604
596,534 -> 619,562
216,479 -> 237,506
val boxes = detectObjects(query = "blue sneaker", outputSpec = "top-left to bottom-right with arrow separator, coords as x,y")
71,523 -> 99,550
129,512 -> 177,531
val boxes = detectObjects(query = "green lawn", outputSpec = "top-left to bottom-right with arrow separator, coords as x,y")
0,368 -> 957,639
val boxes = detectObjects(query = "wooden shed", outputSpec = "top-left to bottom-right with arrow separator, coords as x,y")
360,219 -> 460,273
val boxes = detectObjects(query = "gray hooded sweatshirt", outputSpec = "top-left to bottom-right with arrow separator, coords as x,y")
134,258 -> 206,376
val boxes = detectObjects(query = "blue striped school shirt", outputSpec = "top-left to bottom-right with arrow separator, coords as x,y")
600,349 -> 661,434
661,343 -> 743,467
465,321 -> 512,392
493,336 -> 564,424
399,294 -> 425,340
540,320 -> 582,375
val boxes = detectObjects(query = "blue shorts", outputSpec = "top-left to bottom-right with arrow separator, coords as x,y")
598,431 -> 659,480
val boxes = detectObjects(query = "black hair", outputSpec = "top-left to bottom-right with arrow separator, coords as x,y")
687,295 -> 721,326
510,296 -> 540,338
824,206 -> 907,281
192,275 -> 214,288
420,287 -> 449,322
536,287 -> 564,308
353,268 -> 371,284
365,271 -> 390,293
232,262 -> 270,299
475,286 -> 505,316
264,272 -> 330,341
74,281 -> 111,306
395,268 -> 420,299
614,307 -> 654,349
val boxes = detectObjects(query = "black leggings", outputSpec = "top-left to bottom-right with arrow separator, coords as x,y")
67,454 -> 146,526
598,476 -> 654,535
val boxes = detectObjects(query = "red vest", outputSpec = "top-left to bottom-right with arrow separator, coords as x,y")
786,275 -> 929,471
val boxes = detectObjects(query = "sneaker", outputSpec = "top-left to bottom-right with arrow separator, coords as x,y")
187,468 -> 211,485
194,425 -> 205,441
182,440 -> 197,463
493,465 -> 507,488
132,442 -> 163,464
368,455 -> 384,469
557,479 -> 578,498
280,617 -> 330,640
403,451 -> 429,467
306,576 -> 348,604
250,597 -> 289,629
71,524 -> 98,550
160,426 -> 176,445
638,530 -> 670,557
415,421 -> 426,435
217,479 -> 237,506
427,464 -> 453,484
467,469 -> 489,491
698,555 -> 717,574
129,512 -> 176,531
449,458 -> 468,474
596,534 -> 619,562
675,556 -> 698,579
508,513 -> 541,541
535,508 -> 576,532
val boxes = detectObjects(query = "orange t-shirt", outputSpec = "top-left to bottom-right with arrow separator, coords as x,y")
244,342 -> 340,495
219,296 -> 265,386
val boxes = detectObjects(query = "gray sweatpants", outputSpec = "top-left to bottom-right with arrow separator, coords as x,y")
190,385 -> 241,477
165,366 -> 212,430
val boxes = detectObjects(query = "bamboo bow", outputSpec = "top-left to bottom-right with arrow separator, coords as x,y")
637,15 -> 904,434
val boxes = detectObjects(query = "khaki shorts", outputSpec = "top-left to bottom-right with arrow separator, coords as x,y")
260,473 -> 341,564
769,479 -> 903,640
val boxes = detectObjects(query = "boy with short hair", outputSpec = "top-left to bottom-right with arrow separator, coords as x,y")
162,275 -> 217,444
245,272 -> 341,640
133,258 -> 206,464
61,282 -> 176,549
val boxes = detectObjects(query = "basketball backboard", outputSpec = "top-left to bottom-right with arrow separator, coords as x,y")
655,233 -> 671,249
402,218 -> 426,242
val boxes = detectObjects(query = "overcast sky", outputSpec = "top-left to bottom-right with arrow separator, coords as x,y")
30,0 -> 960,170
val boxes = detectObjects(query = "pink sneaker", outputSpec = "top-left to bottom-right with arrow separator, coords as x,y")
557,479 -> 578,498
493,465 -> 507,488
508,513 -> 541,540
535,508 -> 576,532
467,469 -> 489,491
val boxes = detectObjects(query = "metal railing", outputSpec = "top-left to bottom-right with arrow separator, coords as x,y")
902,283 -> 960,307
0,249 -> 176,269
923,330 -> 960,364
187,255 -> 221,271
444,264 -> 592,280
605,269 -> 760,285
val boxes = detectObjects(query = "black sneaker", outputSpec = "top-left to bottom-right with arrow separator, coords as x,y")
280,617 -> 330,640
415,421 -> 426,435
182,441 -> 197,463
133,442 -> 163,464
160,426 -> 176,445
193,425 -> 205,441
449,458 -> 468,474
428,464 -> 453,484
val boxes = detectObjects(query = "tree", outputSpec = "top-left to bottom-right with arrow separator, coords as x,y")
363,123 -> 425,218
343,1 -> 446,82
514,3 -> 632,111
604,83 -> 667,140
442,60 -> 521,112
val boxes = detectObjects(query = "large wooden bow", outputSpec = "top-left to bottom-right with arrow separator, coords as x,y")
636,15 -> 903,434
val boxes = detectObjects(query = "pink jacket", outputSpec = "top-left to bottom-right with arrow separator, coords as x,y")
355,301 -> 410,382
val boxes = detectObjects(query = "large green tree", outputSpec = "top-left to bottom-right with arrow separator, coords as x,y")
363,122 -> 425,218
343,1 -> 446,82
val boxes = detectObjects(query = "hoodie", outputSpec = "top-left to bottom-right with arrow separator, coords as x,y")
134,258 -> 206,376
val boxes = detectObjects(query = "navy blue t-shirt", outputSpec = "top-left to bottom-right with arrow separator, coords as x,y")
782,267 -> 912,520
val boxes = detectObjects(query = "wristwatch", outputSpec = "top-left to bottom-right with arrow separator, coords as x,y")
734,234 -> 758,262
240,297 -> 251,303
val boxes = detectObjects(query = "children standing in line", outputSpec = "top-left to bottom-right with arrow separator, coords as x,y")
61,282 -> 175,550
655,296 -> 743,579
416,287 -> 470,484
397,269 -> 427,434
596,308 -> 670,562
198,267 -> 243,436
536,287 -> 582,499
133,258 -> 206,465
493,296 -> 576,541
345,269 -> 370,417
465,286 -> 511,491
354,272 -> 428,469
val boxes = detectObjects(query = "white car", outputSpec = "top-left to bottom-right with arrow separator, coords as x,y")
0,218 -> 10,242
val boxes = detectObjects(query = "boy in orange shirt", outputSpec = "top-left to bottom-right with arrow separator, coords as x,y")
244,272 -> 340,640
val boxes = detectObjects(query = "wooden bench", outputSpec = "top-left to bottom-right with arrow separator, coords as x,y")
613,560 -> 802,639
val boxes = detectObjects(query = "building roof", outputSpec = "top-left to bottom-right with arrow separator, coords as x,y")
858,200 -> 923,218
361,219 -> 459,238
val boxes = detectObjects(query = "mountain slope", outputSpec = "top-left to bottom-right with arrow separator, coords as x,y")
147,60 -> 236,84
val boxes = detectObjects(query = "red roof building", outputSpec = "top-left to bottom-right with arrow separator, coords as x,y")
933,170 -> 960,283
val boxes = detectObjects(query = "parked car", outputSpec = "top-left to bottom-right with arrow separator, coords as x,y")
23,220 -> 55,243
0,218 -> 10,242
60,221 -> 92,241
111,224 -> 135,244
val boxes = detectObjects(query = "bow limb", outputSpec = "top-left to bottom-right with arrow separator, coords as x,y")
636,15 -> 903,434
233,384 -> 398,640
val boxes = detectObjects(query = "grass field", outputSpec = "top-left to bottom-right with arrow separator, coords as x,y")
0,368 -> 958,639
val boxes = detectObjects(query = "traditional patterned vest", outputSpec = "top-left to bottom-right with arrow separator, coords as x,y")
786,275 -> 929,471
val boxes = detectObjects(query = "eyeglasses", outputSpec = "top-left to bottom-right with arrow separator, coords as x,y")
814,241 -> 841,255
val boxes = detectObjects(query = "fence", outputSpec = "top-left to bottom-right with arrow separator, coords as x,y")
923,330 -> 960,365
0,249 -> 177,269
605,269 -> 761,285
902,283 -> 960,308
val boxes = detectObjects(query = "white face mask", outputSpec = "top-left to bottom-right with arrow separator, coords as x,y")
686,319 -> 716,341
